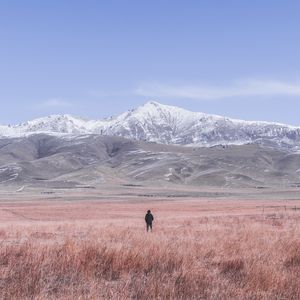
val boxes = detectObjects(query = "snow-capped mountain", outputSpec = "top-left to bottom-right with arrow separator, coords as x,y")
1,101 -> 300,148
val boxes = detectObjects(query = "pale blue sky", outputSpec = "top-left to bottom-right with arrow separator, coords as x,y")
1,0 -> 300,125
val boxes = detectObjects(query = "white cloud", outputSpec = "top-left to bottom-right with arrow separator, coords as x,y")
41,98 -> 71,108
135,79 -> 300,100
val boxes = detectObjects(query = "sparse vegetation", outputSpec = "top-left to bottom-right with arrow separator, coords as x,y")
1,197 -> 300,299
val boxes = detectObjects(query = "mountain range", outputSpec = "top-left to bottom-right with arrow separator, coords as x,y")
1,101 -> 300,189
1,101 -> 300,149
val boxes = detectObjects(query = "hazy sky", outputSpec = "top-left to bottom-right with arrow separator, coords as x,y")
1,0 -> 300,125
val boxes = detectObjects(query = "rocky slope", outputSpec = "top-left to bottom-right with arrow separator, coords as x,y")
0,134 -> 300,188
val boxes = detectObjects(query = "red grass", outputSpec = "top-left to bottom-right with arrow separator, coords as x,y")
0,198 -> 300,299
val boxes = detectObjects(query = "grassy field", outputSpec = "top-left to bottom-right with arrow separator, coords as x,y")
1,191 -> 300,299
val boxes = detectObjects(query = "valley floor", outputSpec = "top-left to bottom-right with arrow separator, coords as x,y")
1,186 -> 300,299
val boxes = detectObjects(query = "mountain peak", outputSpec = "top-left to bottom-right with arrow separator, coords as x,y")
138,101 -> 191,115
141,101 -> 185,110
139,100 -> 169,111
144,100 -> 161,106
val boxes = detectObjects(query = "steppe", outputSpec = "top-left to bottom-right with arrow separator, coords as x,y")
1,185 -> 300,299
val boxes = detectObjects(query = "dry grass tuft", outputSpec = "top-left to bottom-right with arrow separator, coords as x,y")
284,241 -> 300,268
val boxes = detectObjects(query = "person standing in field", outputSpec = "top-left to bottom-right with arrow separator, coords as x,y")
145,210 -> 154,232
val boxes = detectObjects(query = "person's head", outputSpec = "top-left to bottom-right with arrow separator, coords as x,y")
147,210 -> 151,214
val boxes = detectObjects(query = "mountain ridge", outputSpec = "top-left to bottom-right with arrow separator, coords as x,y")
1,101 -> 300,148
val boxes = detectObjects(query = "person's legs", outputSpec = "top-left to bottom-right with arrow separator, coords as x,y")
146,223 -> 152,232
146,223 -> 149,231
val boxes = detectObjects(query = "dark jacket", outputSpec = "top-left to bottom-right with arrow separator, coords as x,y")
145,213 -> 154,224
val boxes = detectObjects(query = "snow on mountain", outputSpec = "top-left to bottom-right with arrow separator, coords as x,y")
14,114 -> 107,135
1,101 -> 300,148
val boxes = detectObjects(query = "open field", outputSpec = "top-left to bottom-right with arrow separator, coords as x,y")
1,187 -> 300,299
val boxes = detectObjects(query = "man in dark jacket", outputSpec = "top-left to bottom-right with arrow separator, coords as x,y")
145,210 -> 154,232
